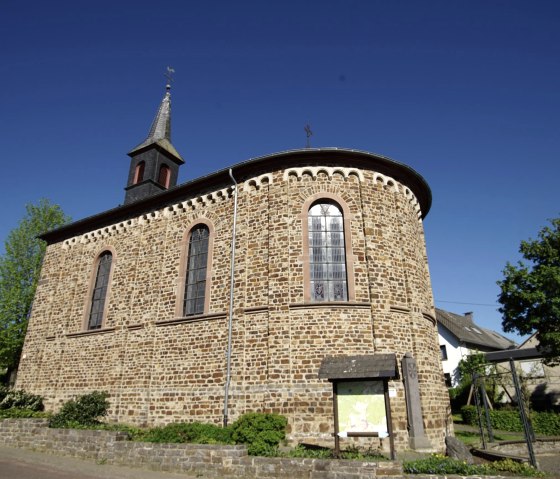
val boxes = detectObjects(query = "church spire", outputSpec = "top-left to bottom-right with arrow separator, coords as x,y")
128,68 -> 183,161
146,83 -> 172,143
124,68 -> 184,205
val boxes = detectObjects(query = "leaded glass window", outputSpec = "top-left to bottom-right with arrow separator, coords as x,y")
308,202 -> 348,301
88,251 -> 112,330
184,225 -> 209,316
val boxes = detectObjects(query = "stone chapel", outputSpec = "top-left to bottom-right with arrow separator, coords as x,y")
16,81 -> 451,454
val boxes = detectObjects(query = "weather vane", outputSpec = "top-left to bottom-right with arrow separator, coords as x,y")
304,124 -> 313,148
164,66 -> 175,88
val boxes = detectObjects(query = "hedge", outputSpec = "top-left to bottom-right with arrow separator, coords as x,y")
461,406 -> 560,436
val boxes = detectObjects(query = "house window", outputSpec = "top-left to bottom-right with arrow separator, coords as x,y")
158,164 -> 171,188
87,251 -> 113,330
184,225 -> 210,316
308,202 -> 348,301
440,345 -> 448,361
134,161 -> 145,184
444,373 -> 452,387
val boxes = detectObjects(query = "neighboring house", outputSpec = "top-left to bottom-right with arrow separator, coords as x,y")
510,334 -> 560,410
437,308 -> 515,387
16,81 -> 451,453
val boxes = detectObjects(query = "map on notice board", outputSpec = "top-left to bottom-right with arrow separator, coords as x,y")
337,381 -> 388,437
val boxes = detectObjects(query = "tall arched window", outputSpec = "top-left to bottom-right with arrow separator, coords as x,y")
134,161 -> 145,184
308,202 -> 348,301
184,225 -> 210,316
158,164 -> 171,188
88,251 -> 113,329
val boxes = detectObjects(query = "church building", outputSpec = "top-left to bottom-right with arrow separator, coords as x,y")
16,80 -> 451,454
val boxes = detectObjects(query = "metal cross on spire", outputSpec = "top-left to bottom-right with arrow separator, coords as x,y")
304,124 -> 313,148
164,66 -> 175,90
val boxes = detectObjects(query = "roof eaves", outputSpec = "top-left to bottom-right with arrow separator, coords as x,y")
40,147 -> 431,243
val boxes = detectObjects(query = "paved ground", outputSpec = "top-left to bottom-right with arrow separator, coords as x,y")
0,446 -> 187,479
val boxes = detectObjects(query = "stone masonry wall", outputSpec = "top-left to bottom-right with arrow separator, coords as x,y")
16,161 -> 450,453
0,419 -> 403,479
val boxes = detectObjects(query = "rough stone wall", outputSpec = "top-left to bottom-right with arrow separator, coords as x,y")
0,419 -> 403,479
17,163 -> 450,453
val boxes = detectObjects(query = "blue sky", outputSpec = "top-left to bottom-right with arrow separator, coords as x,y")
1,1 -> 559,341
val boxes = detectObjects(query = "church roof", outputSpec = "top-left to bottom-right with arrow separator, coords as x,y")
128,84 -> 184,162
40,147 -> 432,243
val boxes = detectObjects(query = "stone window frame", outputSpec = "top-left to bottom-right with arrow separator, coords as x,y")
301,192 -> 356,302
82,246 -> 117,331
175,219 -> 215,318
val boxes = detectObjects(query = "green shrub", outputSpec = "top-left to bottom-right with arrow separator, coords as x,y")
491,458 -> 545,477
231,412 -> 287,456
491,409 -> 523,432
0,408 -> 49,419
48,391 -> 110,428
461,405 -> 560,435
339,445 -> 387,460
99,423 -> 148,440
404,454 -> 488,475
141,422 -> 232,444
0,388 -> 44,411
404,454 -> 543,477
288,444 -> 333,459
448,382 -> 472,413
531,411 -> 560,436
460,405 -> 478,426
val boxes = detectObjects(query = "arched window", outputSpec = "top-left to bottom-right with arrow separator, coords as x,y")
87,251 -> 113,329
308,202 -> 348,301
158,164 -> 171,188
134,161 -> 145,184
184,225 -> 210,316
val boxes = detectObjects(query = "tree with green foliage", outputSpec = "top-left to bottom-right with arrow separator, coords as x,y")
0,199 -> 70,377
497,218 -> 560,366
457,352 -> 488,385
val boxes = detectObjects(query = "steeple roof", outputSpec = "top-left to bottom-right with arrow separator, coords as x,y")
128,83 -> 184,162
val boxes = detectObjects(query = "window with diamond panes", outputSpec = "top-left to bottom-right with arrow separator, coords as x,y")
88,251 -> 112,330
184,225 -> 209,316
308,202 -> 348,301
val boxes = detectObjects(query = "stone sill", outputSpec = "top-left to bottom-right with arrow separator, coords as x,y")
422,311 -> 436,324
289,301 -> 371,310
155,312 -> 227,327
389,304 -> 410,313
66,327 -> 116,338
243,305 -> 269,314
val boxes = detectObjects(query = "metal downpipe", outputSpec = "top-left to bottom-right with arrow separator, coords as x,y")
223,168 -> 238,427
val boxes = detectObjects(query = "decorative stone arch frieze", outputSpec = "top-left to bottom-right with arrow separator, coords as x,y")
299,192 -> 356,302
62,186 -> 236,248
243,173 -> 273,192
372,172 -> 422,219
174,218 -> 216,318
283,166 -> 364,182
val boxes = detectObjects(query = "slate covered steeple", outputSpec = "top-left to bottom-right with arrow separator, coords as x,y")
124,73 -> 184,205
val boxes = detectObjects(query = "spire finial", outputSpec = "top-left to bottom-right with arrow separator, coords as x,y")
165,66 -> 175,91
304,124 -> 313,148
